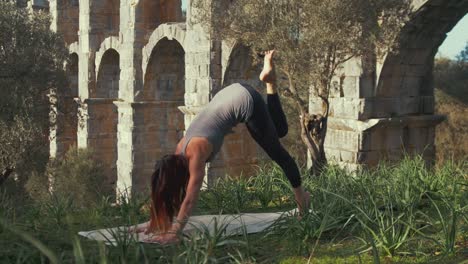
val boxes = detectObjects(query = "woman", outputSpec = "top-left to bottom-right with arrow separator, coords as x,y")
134,50 -> 310,244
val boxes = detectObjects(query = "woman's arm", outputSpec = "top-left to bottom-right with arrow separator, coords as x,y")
169,157 -> 205,233
143,158 -> 205,244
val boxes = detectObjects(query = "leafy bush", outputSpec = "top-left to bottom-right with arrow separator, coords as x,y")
26,147 -> 105,208
0,1 -> 67,184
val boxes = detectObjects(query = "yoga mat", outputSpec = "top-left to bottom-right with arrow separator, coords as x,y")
78,210 -> 295,245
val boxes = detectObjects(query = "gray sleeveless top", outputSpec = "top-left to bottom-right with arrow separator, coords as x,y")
181,83 -> 255,162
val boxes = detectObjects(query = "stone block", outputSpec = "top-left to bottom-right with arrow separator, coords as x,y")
407,127 -> 434,150
360,126 -> 403,151
358,76 -> 374,98
356,149 -> 404,166
400,97 -> 422,115
366,98 -> 399,118
324,129 -> 361,151
328,98 -> 361,119
400,77 -> 422,97
325,148 -> 358,163
422,96 -> 435,114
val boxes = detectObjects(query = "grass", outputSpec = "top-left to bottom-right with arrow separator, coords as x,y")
0,157 -> 467,263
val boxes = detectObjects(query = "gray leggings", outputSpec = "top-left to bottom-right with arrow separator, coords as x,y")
244,87 -> 302,188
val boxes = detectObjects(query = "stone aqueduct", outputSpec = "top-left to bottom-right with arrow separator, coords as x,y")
42,0 -> 468,195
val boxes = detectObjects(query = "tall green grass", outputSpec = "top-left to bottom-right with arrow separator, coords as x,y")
0,156 -> 466,263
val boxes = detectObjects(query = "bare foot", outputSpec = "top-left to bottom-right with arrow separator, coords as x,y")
259,50 -> 276,83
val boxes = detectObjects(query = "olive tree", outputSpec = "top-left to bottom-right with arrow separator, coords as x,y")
194,0 -> 410,173
0,2 -> 67,185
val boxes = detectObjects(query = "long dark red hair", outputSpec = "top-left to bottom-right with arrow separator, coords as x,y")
149,154 -> 190,233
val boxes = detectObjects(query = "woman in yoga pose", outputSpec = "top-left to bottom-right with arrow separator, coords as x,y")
135,50 -> 310,244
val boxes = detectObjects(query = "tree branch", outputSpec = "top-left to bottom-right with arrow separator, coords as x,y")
284,70 -> 308,114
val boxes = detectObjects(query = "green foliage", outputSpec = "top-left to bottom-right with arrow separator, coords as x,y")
0,2 -> 67,182
199,175 -> 254,213
416,161 -> 468,255
434,57 -> 468,104
25,147 -> 105,208
174,218 -> 249,264
1,157 -> 467,263
198,164 -> 297,213
250,163 -> 292,208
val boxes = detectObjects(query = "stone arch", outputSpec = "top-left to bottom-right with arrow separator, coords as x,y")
88,48 -> 120,193
94,48 -> 120,99
133,37 -> 185,191
344,0 -> 468,166
136,0 -> 184,33
222,43 -> 262,89
68,41 -> 79,55
50,0 -> 79,46
142,24 -> 187,79
377,0 -> 468,102
95,36 -> 122,78
143,38 -> 185,100
90,0 -> 120,42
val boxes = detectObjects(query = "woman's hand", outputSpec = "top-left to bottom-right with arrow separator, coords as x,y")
143,232 -> 180,245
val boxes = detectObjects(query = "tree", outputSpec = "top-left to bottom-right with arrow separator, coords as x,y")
456,42 -> 468,63
193,0 -> 410,173
0,2 -> 67,185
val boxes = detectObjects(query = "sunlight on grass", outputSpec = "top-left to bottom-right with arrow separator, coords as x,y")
0,157 -> 466,263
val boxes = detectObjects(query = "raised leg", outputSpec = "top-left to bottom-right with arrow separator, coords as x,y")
259,50 -> 288,138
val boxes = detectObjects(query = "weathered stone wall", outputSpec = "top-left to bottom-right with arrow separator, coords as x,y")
49,0 -> 78,45
86,100 -> 118,193
312,0 -> 468,169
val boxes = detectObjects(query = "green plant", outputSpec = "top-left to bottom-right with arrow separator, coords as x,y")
104,226 -> 140,263
42,194 -> 74,227
315,159 -> 436,260
174,217 -> 247,264
26,147 -> 105,208
251,164 -> 277,209
415,162 -> 468,255
110,189 -> 149,228
0,219 -> 59,264
250,163 -> 293,209
200,175 -> 254,213
0,188 -> 12,218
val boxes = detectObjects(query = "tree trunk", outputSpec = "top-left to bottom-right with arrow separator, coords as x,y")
0,168 -> 13,186
300,113 -> 328,176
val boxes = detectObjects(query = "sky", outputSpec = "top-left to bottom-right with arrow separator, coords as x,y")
436,14 -> 468,59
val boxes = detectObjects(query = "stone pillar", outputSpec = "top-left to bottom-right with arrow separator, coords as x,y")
77,0 -> 96,149
183,0 -> 220,186
115,0 -> 187,196
310,54 -> 444,170
113,0 -> 140,196
49,0 -> 80,159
